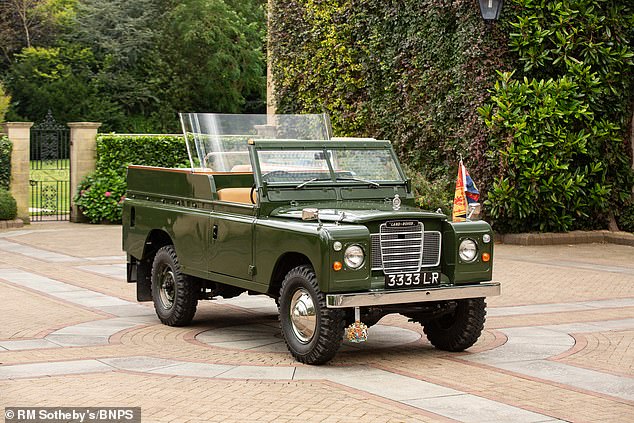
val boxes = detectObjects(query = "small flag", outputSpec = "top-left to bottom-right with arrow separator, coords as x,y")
452,160 -> 468,222
465,168 -> 480,205
453,160 -> 480,222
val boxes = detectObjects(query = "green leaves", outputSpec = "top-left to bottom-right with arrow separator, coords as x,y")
77,134 -> 189,223
0,136 -> 12,190
482,0 -> 633,232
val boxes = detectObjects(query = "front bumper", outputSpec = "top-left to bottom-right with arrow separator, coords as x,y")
325,282 -> 500,308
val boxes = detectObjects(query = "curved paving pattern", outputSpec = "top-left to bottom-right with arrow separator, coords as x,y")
1,223 -> 634,422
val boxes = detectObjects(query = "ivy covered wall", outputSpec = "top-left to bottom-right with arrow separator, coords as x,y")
269,0 -> 634,232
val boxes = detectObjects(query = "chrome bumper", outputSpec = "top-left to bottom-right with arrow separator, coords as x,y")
326,282 -> 500,308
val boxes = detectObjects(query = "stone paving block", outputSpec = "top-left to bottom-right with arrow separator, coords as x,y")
488,302 -> 592,317
0,359 -> 113,379
62,294 -> 132,308
1,269 -> 83,293
497,360 -> 634,402
404,394 -> 560,423
76,264 -> 127,278
97,304 -> 154,318
99,356 -> 182,372
334,371 -> 460,402
0,339 -> 61,351
217,365 -> 296,380
149,362 -> 236,378
464,340 -> 570,364
0,240 -> 77,262
51,319 -> 139,337
45,334 -> 110,347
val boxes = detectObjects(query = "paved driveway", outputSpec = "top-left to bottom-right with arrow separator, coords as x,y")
0,223 -> 633,422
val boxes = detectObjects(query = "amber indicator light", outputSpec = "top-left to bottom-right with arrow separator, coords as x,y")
482,252 -> 491,262
333,261 -> 343,271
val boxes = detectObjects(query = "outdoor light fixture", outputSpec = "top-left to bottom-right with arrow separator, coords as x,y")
479,0 -> 503,21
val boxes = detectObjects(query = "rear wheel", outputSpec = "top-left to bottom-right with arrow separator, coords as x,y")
279,265 -> 344,364
151,245 -> 198,326
423,298 -> 486,351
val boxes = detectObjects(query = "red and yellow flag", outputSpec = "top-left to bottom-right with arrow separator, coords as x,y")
452,160 -> 467,222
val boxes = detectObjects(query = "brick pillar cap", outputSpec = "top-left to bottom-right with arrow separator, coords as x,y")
67,122 -> 102,129
3,122 -> 34,128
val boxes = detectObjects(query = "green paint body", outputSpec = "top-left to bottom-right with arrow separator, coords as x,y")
122,140 -> 493,296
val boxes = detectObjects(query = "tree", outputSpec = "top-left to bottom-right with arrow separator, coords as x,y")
5,45 -> 122,127
0,0 -> 76,67
0,82 -> 10,122
161,0 -> 266,114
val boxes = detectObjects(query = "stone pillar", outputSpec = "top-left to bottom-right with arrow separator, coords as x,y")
68,122 -> 101,223
2,122 -> 33,222
266,0 -> 276,117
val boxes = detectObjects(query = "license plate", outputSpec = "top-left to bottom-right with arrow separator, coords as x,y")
385,271 -> 440,289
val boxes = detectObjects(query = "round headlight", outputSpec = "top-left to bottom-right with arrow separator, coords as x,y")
459,239 -> 478,262
344,245 -> 365,269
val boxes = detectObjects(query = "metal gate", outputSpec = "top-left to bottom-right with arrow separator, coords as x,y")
29,111 -> 70,221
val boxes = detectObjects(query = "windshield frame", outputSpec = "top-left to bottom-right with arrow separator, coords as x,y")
250,141 -> 407,190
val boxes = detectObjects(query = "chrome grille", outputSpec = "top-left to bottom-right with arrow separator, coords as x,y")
371,228 -> 441,272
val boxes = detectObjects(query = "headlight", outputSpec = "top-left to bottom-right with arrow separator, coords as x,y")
344,245 -> 365,269
459,239 -> 478,262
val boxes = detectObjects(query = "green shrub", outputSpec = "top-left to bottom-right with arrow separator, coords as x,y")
479,71 -> 612,232
0,189 -> 17,220
479,0 -> 634,232
0,136 -> 11,190
74,171 -> 126,223
403,165 -> 453,216
617,203 -> 634,233
76,134 -> 189,223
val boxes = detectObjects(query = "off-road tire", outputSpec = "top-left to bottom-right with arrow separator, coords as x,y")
423,298 -> 486,352
279,265 -> 345,364
151,245 -> 198,326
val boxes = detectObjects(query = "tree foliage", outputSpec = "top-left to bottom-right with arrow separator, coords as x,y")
1,0 -> 266,131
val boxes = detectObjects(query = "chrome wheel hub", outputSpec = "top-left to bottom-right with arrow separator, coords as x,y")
290,288 -> 316,344
158,266 -> 176,310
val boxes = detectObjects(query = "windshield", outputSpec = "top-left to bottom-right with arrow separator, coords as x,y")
257,148 -> 404,185
179,113 -> 332,172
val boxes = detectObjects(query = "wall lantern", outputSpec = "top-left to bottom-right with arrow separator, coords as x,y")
479,0 -> 503,21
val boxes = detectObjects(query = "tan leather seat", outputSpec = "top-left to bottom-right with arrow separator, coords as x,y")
217,188 -> 255,204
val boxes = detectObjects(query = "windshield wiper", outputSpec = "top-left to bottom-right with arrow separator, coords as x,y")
295,177 -> 330,189
336,176 -> 380,188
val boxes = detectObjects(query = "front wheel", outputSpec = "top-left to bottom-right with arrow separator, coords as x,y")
423,298 -> 486,352
279,265 -> 344,364
151,245 -> 198,326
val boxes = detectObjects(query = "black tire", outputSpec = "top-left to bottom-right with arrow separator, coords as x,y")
279,265 -> 345,364
151,245 -> 198,326
423,298 -> 486,352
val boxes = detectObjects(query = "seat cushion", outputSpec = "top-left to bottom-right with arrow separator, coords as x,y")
217,188 -> 254,204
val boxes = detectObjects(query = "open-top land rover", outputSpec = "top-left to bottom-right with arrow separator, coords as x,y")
122,113 -> 500,364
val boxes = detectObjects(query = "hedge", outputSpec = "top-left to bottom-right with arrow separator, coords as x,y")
0,136 -> 11,190
76,134 -> 189,223
95,134 -> 189,176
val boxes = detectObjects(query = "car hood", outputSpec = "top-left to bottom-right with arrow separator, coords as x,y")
270,201 -> 446,224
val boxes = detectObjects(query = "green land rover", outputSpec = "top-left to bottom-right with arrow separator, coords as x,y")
122,113 -> 500,364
